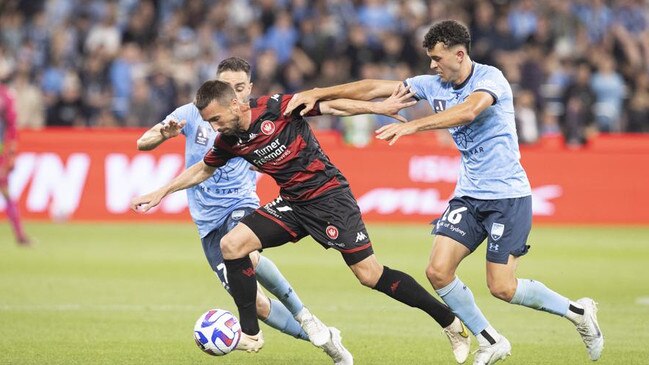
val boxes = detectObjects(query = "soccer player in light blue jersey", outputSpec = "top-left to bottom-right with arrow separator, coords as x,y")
285,20 -> 603,365
136,57 -> 351,364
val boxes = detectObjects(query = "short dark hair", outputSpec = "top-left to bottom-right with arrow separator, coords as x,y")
423,20 -> 471,54
194,80 -> 237,110
217,57 -> 251,77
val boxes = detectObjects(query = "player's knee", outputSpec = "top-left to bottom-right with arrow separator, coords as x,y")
220,233 -> 243,259
426,263 -> 452,289
488,280 -> 516,302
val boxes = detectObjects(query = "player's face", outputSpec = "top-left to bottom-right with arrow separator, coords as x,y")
217,70 -> 253,103
426,43 -> 464,84
201,99 -> 243,136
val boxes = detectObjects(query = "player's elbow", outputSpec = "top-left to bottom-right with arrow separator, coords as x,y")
136,138 -> 151,151
460,108 -> 478,123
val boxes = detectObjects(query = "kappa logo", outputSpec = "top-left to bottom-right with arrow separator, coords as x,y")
326,225 -> 339,240
491,222 -> 505,241
261,120 -> 276,135
355,231 -> 367,242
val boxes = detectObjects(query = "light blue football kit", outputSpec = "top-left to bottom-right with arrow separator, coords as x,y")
405,63 -> 571,336
164,103 -> 307,339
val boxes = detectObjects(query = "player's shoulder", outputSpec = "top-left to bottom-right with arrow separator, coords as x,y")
171,102 -> 202,126
473,62 -> 506,81
406,74 -> 442,86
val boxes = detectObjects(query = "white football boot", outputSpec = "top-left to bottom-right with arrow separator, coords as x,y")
295,307 -> 331,346
235,330 -> 264,353
575,298 -> 604,361
473,336 -> 511,365
321,327 -> 353,365
443,317 -> 471,363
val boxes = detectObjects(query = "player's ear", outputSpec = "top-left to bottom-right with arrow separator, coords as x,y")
456,48 -> 466,63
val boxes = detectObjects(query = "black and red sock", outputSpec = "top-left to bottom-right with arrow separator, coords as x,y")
373,266 -> 455,328
224,256 -> 259,335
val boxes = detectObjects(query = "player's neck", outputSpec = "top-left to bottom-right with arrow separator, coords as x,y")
454,58 -> 474,87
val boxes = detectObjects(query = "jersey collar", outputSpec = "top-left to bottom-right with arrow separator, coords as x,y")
453,62 -> 475,90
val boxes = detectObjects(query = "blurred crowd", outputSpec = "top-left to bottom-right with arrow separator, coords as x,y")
1,0 -> 648,146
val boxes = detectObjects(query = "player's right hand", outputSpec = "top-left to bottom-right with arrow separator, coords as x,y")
284,92 -> 317,117
130,191 -> 165,213
160,119 -> 187,139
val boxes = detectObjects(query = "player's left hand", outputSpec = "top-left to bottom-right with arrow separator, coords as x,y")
130,190 -> 165,213
373,83 -> 417,123
284,92 -> 318,117
375,122 -> 418,146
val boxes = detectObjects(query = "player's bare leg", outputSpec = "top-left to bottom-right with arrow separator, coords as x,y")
351,254 -> 468,363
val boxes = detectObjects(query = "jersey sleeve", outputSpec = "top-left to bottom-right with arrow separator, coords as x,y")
203,135 -> 234,168
471,69 -> 508,105
281,94 -> 322,117
160,103 -> 198,136
404,75 -> 431,101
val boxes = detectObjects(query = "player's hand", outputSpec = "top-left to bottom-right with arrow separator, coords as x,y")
375,122 -> 418,146
160,119 -> 186,139
130,190 -> 165,213
373,84 -> 417,123
284,92 -> 318,117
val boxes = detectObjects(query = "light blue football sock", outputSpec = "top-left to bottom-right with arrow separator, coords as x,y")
262,299 -> 309,340
255,255 -> 304,315
436,276 -> 490,336
510,278 -> 569,316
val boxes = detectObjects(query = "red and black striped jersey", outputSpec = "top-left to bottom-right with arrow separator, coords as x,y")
204,94 -> 349,202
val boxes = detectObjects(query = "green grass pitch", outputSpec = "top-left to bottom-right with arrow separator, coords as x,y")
1,222 -> 648,364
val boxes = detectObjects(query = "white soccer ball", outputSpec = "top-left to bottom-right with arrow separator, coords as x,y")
193,309 -> 241,356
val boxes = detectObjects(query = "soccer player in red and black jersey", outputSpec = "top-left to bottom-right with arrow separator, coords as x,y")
132,80 -> 471,363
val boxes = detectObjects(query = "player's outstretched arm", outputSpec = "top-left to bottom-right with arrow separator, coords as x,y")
130,160 -> 216,212
136,119 -> 187,151
319,83 -> 416,123
376,91 -> 494,146
285,79 -> 402,116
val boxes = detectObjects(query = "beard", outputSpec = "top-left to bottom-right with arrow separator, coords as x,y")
220,116 -> 242,136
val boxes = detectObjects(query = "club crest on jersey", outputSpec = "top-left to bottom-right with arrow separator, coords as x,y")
491,223 -> 505,241
326,225 -> 339,240
261,120 -> 276,135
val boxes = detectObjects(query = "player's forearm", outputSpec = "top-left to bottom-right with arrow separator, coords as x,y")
163,161 -> 216,195
412,104 -> 476,131
309,80 -> 398,101
319,99 -> 381,116
137,127 -> 168,151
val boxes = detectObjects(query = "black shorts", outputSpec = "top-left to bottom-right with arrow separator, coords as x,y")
240,189 -> 374,265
